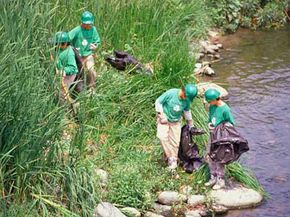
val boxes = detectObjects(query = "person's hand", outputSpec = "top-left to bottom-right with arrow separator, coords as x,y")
89,43 -> 97,51
157,113 -> 168,124
208,123 -> 215,131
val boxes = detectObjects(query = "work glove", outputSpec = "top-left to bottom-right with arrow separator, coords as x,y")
89,43 -> 97,51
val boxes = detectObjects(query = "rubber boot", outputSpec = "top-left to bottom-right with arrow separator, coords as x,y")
212,177 -> 225,190
205,175 -> 217,187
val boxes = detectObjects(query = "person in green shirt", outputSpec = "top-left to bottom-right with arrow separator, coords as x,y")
69,11 -> 101,91
155,84 -> 198,171
54,31 -> 78,102
204,88 -> 235,190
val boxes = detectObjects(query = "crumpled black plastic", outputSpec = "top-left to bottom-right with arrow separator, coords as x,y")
178,125 -> 205,173
209,122 -> 249,164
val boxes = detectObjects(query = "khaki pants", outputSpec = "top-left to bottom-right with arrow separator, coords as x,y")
157,118 -> 181,160
81,54 -> 97,89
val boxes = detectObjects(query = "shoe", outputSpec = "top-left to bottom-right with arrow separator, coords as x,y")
167,157 -> 178,170
212,177 -> 225,190
205,175 -> 217,187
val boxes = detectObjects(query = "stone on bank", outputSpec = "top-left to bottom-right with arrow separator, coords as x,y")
94,202 -> 126,217
120,207 -> 141,217
209,187 -> 263,209
157,191 -> 187,205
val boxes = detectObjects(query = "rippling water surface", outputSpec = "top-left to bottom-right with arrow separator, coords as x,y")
205,27 -> 290,217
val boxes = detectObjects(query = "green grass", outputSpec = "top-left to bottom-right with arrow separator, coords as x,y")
0,0 -> 265,216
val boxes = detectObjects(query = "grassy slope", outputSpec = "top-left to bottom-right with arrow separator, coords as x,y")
0,0 -> 264,216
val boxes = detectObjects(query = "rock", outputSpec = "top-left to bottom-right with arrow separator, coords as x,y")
197,82 -> 228,99
95,169 -> 109,187
204,47 -> 216,55
216,43 -> 223,49
180,185 -> 193,196
208,30 -> 219,38
208,45 -> 219,52
187,195 -> 205,206
199,40 -> 210,48
157,191 -> 187,205
203,65 -> 215,76
120,207 -> 141,217
207,54 -> 214,59
194,62 -> 215,76
198,209 -> 208,217
211,204 -> 229,214
209,187 -> 263,209
195,53 -> 205,60
94,202 -> 126,217
152,203 -> 172,216
214,54 -> 221,59
143,212 -> 164,217
184,210 -> 201,217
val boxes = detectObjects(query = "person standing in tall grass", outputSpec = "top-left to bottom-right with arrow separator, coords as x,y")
155,84 -> 198,171
69,11 -> 101,92
54,31 -> 78,102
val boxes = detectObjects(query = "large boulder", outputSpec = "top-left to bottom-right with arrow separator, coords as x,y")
187,195 -> 205,206
209,187 -> 263,209
94,202 -> 126,217
197,82 -> 228,99
157,191 -> 187,205
120,207 -> 141,217
152,203 -> 172,216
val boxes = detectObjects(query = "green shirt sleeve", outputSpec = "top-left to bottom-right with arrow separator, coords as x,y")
223,108 -> 235,125
68,26 -> 79,46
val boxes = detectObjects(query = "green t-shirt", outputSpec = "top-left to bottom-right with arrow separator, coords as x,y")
56,46 -> 78,75
208,103 -> 235,127
157,89 -> 190,122
69,26 -> 101,57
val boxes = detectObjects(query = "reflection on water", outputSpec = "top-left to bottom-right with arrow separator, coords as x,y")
203,28 -> 290,217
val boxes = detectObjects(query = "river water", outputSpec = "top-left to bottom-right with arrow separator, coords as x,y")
204,28 -> 290,217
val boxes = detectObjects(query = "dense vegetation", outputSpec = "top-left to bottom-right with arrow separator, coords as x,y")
0,0 -> 284,216
206,0 -> 290,32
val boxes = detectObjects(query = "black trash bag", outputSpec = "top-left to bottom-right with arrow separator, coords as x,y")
209,122 -> 249,164
105,50 -> 142,71
70,47 -> 85,95
178,125 -> 205,173
105,50 -> 152,75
